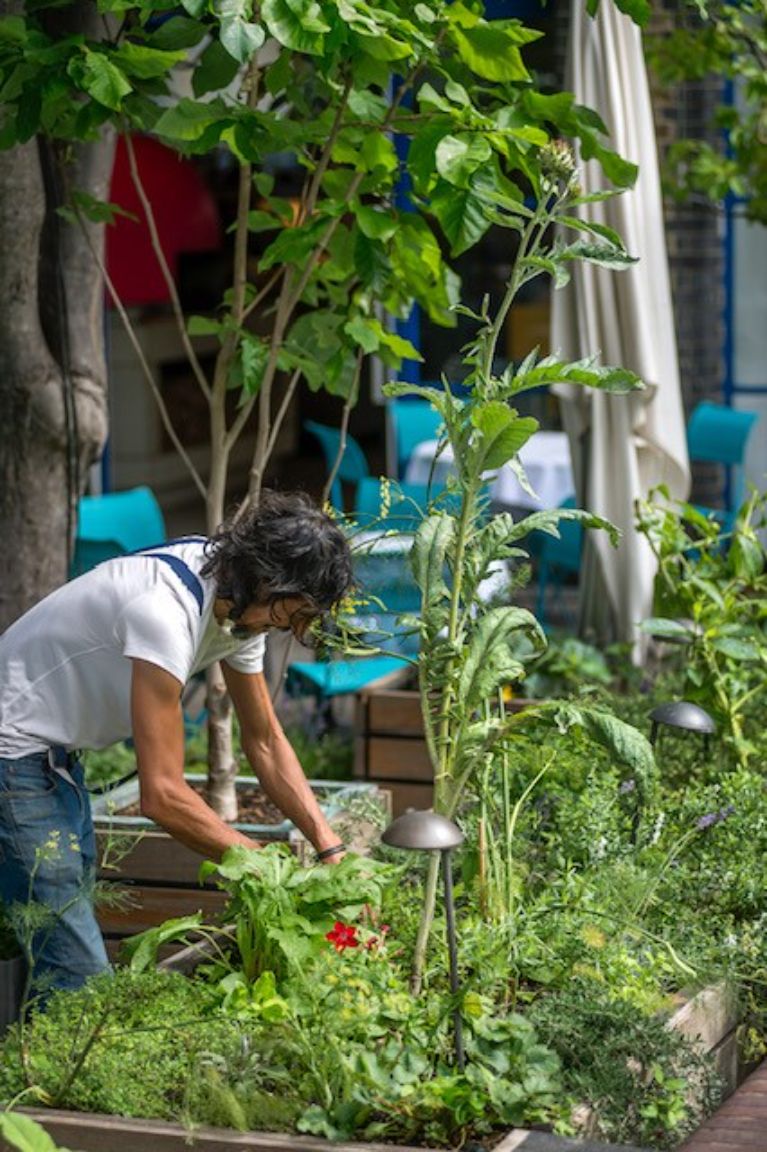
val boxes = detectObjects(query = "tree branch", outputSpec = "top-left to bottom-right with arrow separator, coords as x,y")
124,133 -> 211,403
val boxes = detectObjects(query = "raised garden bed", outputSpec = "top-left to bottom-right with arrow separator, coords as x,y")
7,948 -> 740,1152
4,1112 -> 652,1152
91,775 -> 389,954
353,687 -> 534,816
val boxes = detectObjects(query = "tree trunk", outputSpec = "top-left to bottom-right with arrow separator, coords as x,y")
0,1 -> 114,632
0,134 -> 112,630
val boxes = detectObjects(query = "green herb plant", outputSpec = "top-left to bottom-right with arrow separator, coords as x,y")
637,487 -> 767,764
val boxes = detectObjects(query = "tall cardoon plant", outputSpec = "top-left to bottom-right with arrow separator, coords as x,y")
389,142 -> 656,989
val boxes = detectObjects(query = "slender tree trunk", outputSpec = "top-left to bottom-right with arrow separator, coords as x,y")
0,127 -> 112,631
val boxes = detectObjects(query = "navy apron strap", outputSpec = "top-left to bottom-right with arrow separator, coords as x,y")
141,552 -> 205,616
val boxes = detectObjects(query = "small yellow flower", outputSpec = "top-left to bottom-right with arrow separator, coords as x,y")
581,924 -> 606,949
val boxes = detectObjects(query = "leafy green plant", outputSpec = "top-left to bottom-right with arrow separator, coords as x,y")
386,141 -> 658,970
637,487 -> 767,764
647,0 -> 767,224
0,1114 -> 73,1152
529,980 -> 722,1150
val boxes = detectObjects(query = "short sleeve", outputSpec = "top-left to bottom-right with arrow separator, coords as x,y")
223,634 -> 266,674
116,591 -> 196,685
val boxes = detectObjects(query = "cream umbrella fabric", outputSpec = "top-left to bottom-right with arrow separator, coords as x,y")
551,0 -> 690,658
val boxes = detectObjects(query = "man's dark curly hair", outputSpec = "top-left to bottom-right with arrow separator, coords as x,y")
201,490 -> 353,620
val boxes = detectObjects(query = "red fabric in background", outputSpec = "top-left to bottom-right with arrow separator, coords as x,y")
106,135 -> 222,307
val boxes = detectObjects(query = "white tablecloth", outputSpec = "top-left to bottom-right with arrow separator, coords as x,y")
404,431 -> 575,511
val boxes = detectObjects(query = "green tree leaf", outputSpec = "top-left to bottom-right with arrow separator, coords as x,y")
112,41 -> 187,79
262,0 -> 329,53
192,38 -> 242,96
78,50 -> 131,109
220,18 -> 265,63
451,23 -> 532,82
435,133 -> 492,187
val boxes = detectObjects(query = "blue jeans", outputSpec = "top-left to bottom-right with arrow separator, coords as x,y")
0,753 -> 109,999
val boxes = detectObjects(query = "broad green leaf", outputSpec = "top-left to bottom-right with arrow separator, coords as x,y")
192,38 -> 241,96
262,0 -> 329,53
112,41 -> 187,79
79,50 -> 131,109
710,636 -> 761,662
412,511 -> 455,606
0,1114 -> 73,1152
451,24 -> 531,82
146,15 -> 208,51
459,607 -> 545,709
121,914 -> 204,972
154,97 -> 228,141
359,132 -> 398,174
379,328 -> 423,362
181,0 -> 207,17
639,616 -> 697,640
344,315 -> 380,353
435,133 -> 492,187
430,180 -> 492,256
354,203 -> 397,241
472,402 -> 538,472
347,87 -> 388,122
613,0 -> 651,26
259,218 -> 327,270
187,314 -> 224,336
220,17 -> 265,63
553,704 -> 655,782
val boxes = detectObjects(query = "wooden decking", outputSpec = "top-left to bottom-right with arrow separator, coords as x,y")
681,1059 -> 767,1151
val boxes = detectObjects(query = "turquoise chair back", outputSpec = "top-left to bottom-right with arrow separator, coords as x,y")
389,399 -> 444,479
534,496 -> 582,626
72,486 -> 166,577
304,420 -> 370,511
687,401 -> 758,513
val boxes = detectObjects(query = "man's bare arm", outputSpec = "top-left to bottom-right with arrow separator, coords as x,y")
131,658 -> 258,860
223,663 -> 344,859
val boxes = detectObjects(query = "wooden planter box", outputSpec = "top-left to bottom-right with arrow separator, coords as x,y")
4,1113 -> 650,1152
0,955 -> 25,1034
9,951 -> 739,1152
91,775 -> 389,956
354,687 -> 534,816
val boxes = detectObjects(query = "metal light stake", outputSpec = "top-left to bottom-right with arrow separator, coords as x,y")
381,810 -> 466,1071
649,700 -> 716,758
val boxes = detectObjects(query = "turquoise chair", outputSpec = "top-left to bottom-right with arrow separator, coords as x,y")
71,486 -> 166,577
687,401 -> 759,519
388,399 -> 444,480
534,496 -> 582,626
304,420 -> 370,512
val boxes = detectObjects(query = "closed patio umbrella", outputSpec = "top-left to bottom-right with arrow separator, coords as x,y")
551,0 -> 690,659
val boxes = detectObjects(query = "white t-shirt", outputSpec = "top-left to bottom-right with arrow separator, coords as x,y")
0,538 -> 265,758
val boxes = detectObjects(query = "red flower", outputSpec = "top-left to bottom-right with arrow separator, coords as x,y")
326,921 -> 359,952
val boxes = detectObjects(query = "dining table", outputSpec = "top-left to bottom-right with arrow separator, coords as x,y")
403,430 -> 575,512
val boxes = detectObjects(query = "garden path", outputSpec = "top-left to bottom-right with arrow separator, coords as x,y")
680,1058 -> 767,1151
